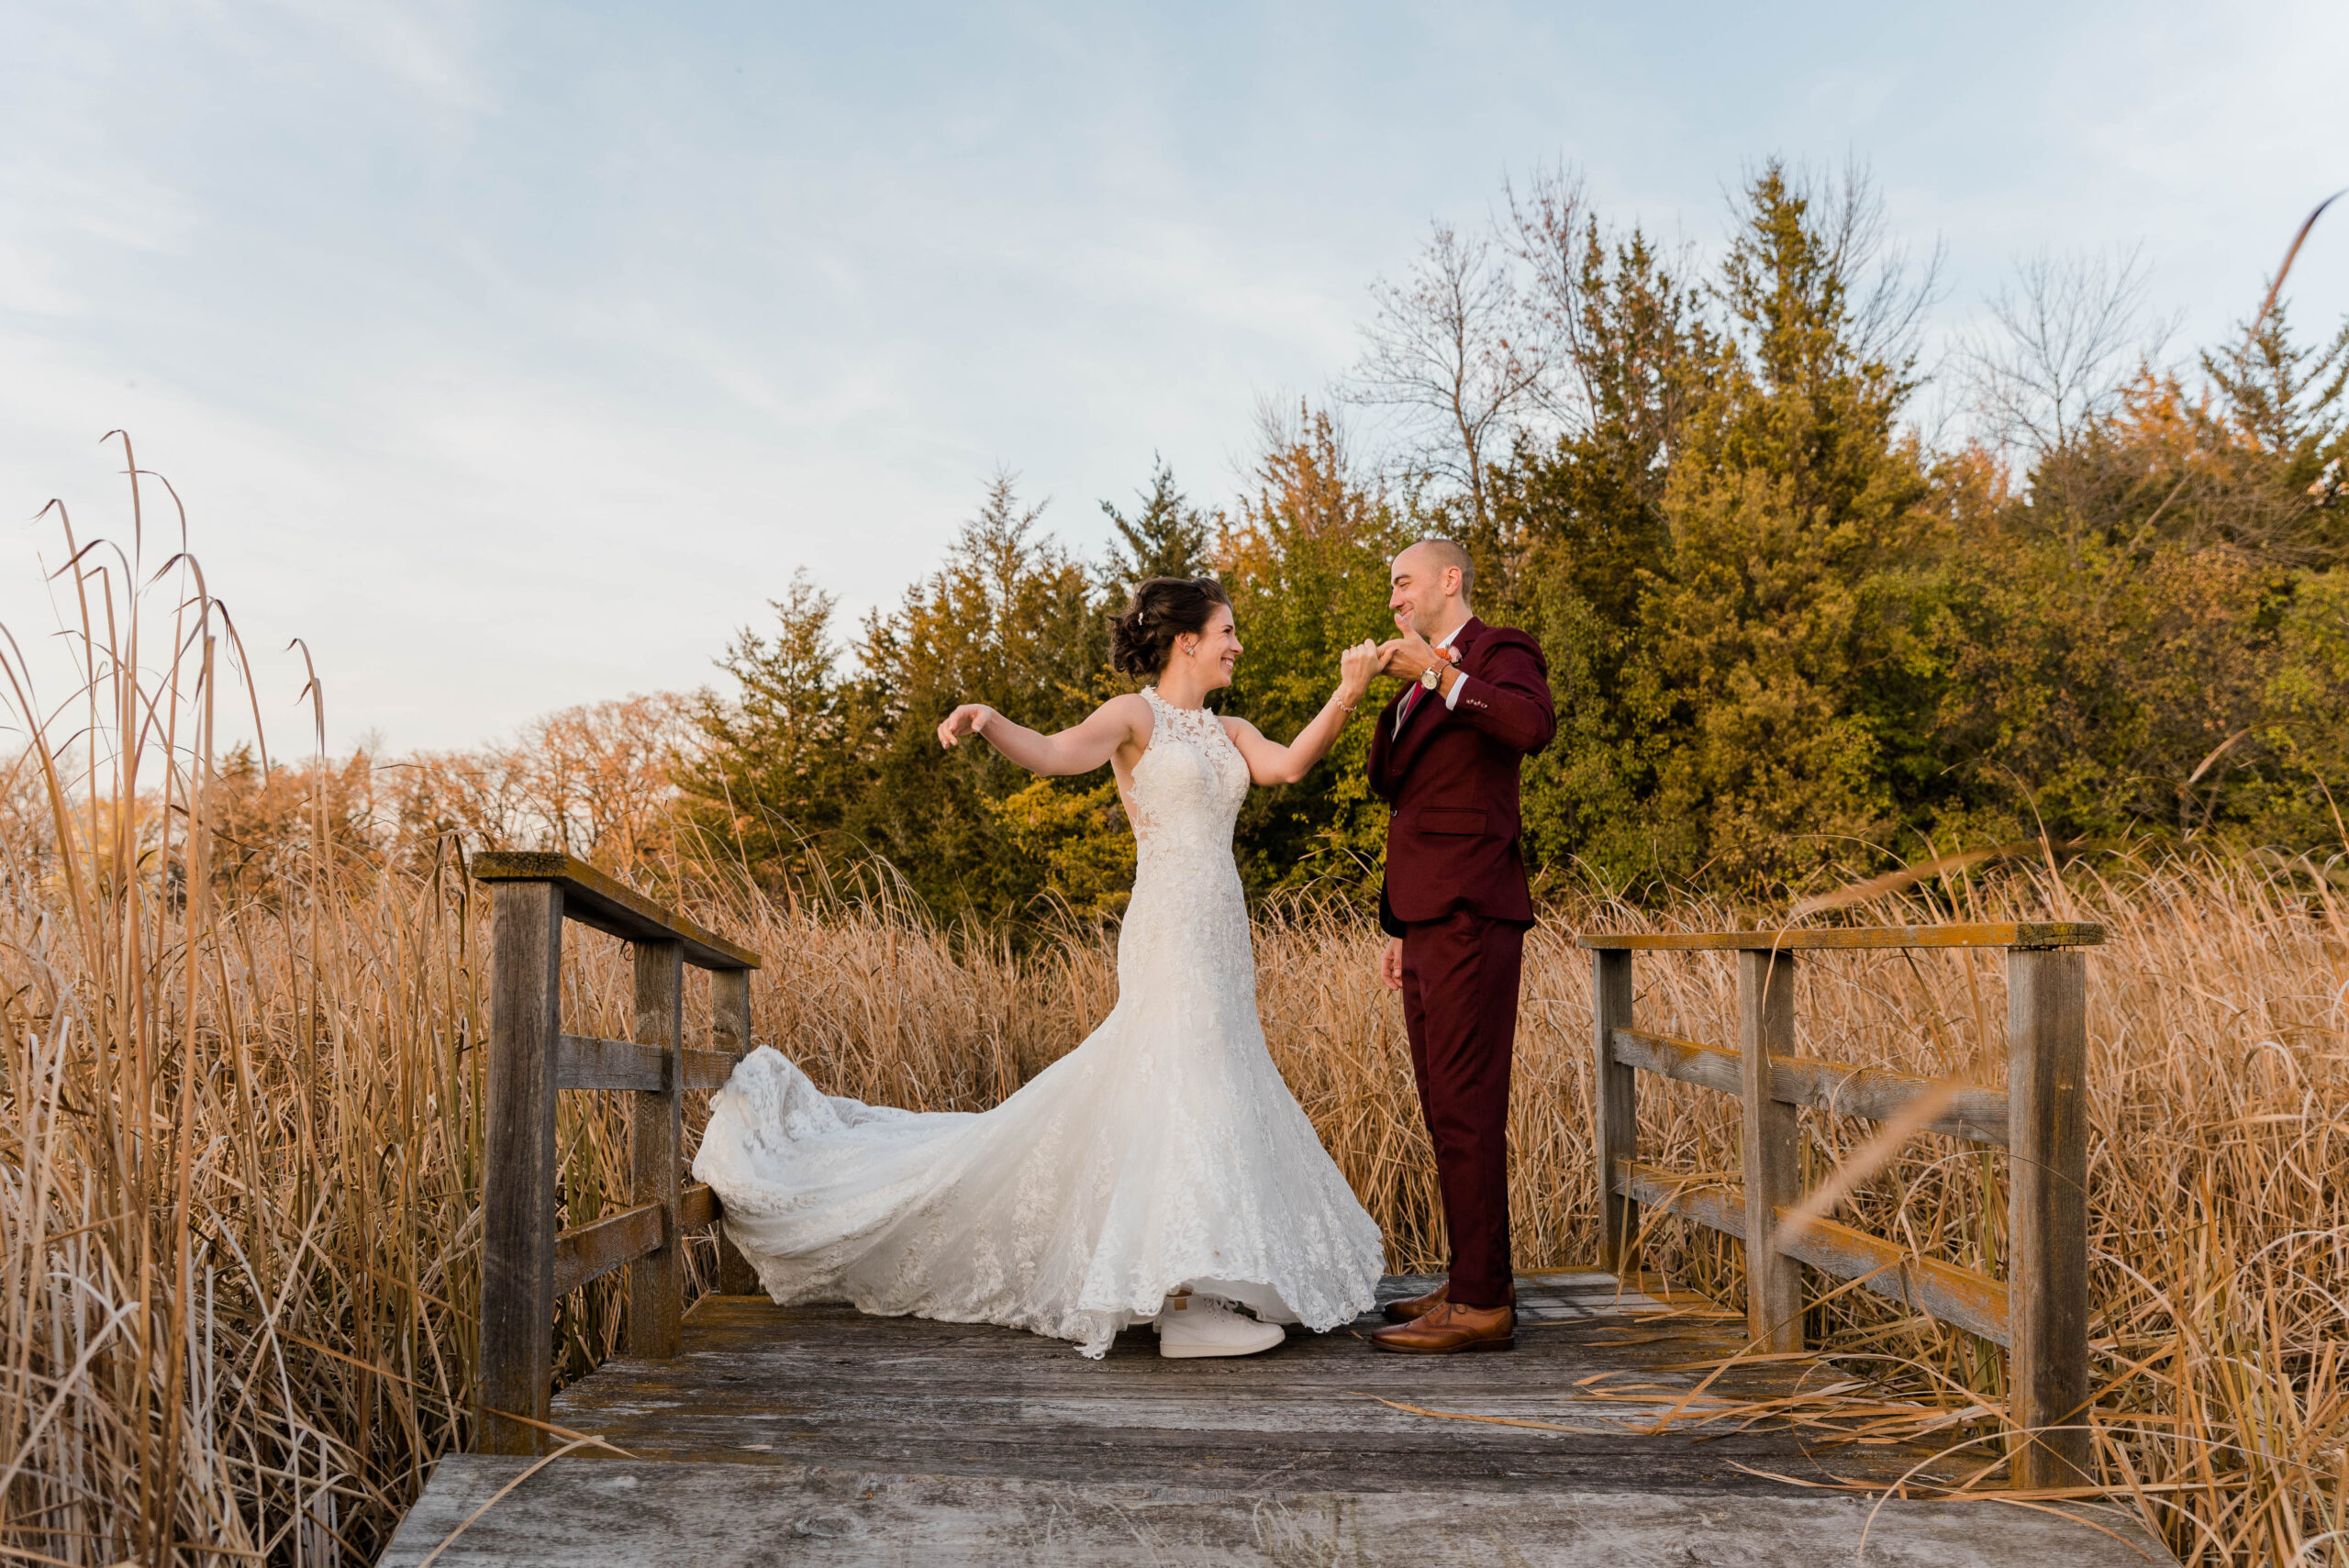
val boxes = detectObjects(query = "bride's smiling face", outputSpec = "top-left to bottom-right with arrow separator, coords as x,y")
1167,606 -> 1242,691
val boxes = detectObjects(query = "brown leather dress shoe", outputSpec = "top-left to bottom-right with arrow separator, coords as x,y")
1380,1280 -> 1515,1324
1382,1281 -> 1450,1323
1370,1300 -> 1516,1354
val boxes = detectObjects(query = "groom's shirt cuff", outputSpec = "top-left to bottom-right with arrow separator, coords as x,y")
1442,671 -> 1464,709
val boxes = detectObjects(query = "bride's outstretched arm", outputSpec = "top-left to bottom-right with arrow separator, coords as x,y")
1222,639 -> 1381,785
937,693 -> 1147,776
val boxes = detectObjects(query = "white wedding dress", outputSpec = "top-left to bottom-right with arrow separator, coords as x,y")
693,687 -> 1386,1357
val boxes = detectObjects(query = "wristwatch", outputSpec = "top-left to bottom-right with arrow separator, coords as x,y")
1419,665 -> 1442,691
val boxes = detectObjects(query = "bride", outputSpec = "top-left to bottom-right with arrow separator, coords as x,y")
694,576 -> 1386,1359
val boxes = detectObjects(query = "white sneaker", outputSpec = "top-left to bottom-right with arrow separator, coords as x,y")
1154,1293 -> 1286,1358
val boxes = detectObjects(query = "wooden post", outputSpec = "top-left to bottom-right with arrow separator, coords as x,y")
709,966 -> 762,1295
1738,948 -> 1803,1353
477,880 -> 563,1455
1592,950 -> 1639,1277
712,967 -> 751,1057
2008,947 -> 2091,1489
628,940 -> 685,1357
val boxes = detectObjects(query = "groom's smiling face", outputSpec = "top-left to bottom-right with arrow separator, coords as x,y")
1389,542 -> 1471,641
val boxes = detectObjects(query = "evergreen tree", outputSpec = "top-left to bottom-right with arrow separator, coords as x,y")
1636,161 -> 1936,888
1216,407 -> 1407,896
1492,226 -> 1700,888
1102,459 -> 1215,598
676,573 -> 867,877
850,476 -> 1108,919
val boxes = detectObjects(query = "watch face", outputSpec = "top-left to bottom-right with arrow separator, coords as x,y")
1420,666 -> 1440,689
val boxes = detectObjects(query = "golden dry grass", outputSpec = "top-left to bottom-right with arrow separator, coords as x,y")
11,842 -> 2347,1564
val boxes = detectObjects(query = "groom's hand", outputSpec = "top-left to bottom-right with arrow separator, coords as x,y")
1379,616 -> 1444,685
1380,937 -> 1404,991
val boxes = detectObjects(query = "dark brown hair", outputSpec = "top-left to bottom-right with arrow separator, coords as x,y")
1108,576 -> 1232,679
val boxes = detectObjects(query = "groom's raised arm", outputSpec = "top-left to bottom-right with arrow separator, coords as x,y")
1449,634 -> 1555,755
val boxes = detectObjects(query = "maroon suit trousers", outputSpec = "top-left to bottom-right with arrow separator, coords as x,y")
1397,908 -> 1525,1307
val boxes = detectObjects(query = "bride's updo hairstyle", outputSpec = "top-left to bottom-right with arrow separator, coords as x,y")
1109,576 -> 1232,679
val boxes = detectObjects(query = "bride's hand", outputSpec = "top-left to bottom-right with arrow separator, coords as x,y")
1337,639 -> 1381,706
937,703 -> 996,749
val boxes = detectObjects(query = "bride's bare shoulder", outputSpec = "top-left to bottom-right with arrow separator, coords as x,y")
1097,691 -> 1154,738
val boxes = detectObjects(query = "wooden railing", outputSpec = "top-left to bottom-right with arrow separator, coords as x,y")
1581,921 -> 2104,1489
471,852 -> 762,1455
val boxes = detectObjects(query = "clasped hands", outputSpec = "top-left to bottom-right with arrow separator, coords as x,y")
1372,613 -> 1453,687
1333,617 -> 1453,708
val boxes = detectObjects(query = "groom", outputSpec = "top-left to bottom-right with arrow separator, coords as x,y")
1364,539 -> 1555,1355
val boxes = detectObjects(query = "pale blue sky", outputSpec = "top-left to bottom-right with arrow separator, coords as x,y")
2,1 -> 2343,752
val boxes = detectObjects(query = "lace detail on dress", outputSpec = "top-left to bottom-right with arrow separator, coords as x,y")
1123,686 -> 1248,865
694,684 -> 1383,1357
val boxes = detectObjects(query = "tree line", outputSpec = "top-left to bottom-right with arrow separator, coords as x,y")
671,161 -> 2349,922
95,161 -> 2340,926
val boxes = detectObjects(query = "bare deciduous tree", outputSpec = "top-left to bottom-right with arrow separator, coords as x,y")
1503,161 -> 1600,429
389,691 -> 696,870
1811,159 -> 1944,376
1504,159 -> 1701,489
1343,221 -> 1551,529
1964,245 -> 2161,459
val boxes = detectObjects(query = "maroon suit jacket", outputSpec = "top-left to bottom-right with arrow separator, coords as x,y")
1367,617 -> 1556,938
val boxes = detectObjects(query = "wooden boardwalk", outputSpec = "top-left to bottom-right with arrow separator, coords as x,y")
382,1273 -> 2172,1566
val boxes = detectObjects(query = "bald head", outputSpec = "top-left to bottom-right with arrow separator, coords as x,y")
1389,539 -> 1475,641
1400,539 -> 1474,599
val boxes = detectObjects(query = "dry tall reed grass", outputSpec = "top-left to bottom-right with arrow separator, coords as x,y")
4,465 -> 2345,1565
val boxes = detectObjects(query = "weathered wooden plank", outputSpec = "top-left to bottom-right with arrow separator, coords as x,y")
552,1201 -> 663,1299
710,967 -> 751,1054
470,851 -> 761,971
380,1454 -> 2170,1568
1739,950 -> 1804,1353
1773,1054 -> 2009,1147
2009,946 -> 2092,1489
477,879 -> 563,1456
1592,950 -> 1640,1274
1610,1029 -> 2011,1147
554,1036 -> 732,1093
1614,1162 -> 2009,1346
1579,921 -> 2105,952
1610,1029 -> 1742,1096
548,1405 -> 1889,1471
1774,1215 -> 2010,1347
629,940 -> 684,1357
678,1182 -> 716,1232
554,1280 -> 1960,1497
530,1416 -> 1967,1514
471,1282 -> 2168,1562
556,1034 -> 665,1091
1615,1159 -> 1745,1240
560,1377 -> 1847,1460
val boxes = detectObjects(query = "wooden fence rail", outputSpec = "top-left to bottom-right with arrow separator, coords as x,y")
1580,921 -> 2103,1490
472,852 -> 763,1455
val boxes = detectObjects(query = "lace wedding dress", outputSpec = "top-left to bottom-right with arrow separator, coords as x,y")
694,687 -> 1385,1357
